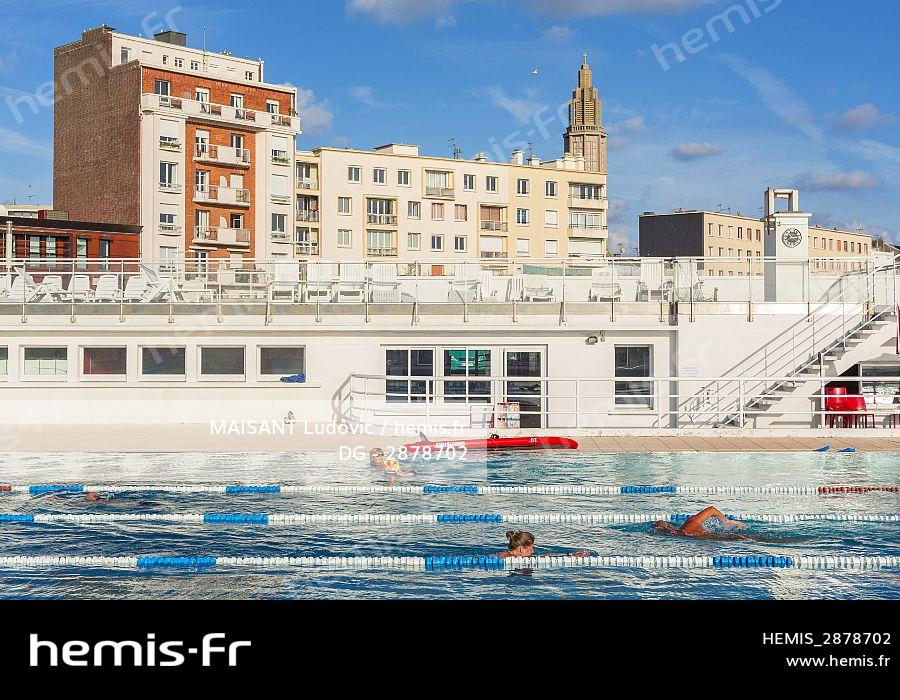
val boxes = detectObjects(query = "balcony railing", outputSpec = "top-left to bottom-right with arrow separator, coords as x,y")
159,138 -> 181,151
297,211 -> 320,223
296,241 -> 320,256
425,186 -> 454,198
158,182 -> 182,193
158,223 -> 182,234
366,213 -> 398,226
569,195 -> 605,208
271,150 -> 291,165
193,226 -> 251,246
194,185 -> 251,207
480,251 -> 508,259
271,194 -> 292,205
366,246 -> 398,257
142,93 -> 301,132
481,221 -> 508,231
194,144 -> 251,167
296,179 -> 319,190
270,231 -> 292,242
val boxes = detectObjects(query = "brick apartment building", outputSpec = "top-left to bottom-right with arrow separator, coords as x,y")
53,25 -> 300,265
1,210 -> 140,262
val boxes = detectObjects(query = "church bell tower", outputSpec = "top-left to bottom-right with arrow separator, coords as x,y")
564,53 -> 606,174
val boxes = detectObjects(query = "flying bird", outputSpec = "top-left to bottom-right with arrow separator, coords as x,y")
531,68 -> 540,77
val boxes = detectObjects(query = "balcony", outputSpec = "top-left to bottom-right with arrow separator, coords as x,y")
271,194 -> 292,205
480,251 -> 508,259
193,226 -> 251,247
296,178 -> 319,191
480,221 -> 508,232
142,93 -> 301,133
270,231 -> 293,243
158,223 -> 182,235
296,241 -> 320,256
366,213 -> 398,226
297,210 -> 320,223
158,182 -> 182,194
271,150 -> 291,166
568,224 -> 607,239
193,185 -> 251,207
569,194 -> 605,209
425,186 -> 454,199
159,137 -> 181,151
366,245 -> 398,257
194,144 -> 251,168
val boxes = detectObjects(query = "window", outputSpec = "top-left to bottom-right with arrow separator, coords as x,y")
76,238 -> 88,270
398,170 -> 411,186
615,346 -> 652,407
0,347 -> 6,376
517,179 -> 530,195
516,238 -> 530,256
431,234 -> 444,251
260,347 -> 305,377
24,347 -> 67,377
153,79 -> 170,96
272,213 -> 286,234
425,170 -> 451,194
572,183 -> 601,200
120,48 -> 131,64
718,225 -> 723,238
159,162 -> 178,188
444,349 -> 491,403
98,240 -> 110,264
516,208 -> 530,225
160,246 -> 178,271
373,168 -> 386,185
366,229 -> 395,256
28,236 -> 40,259
545,240 -> 559,256
386,349 -> 434,403
271,135 -> 289,164
486,176 -> 498,193
194,87 -> 210,106
431,203 -> 444,220
46,237 -> 57,266
271,173 -> 290,201
338,197 -> 352,215
738,227 -> 743,240
159,119 -> 180,148
454,235 -> 467,252
408,201 -> 421,219
200,347 -> 245,377
174,57 -> 183,68
190,60 -> 199,71
141,347 -> 185,377
245,71 -> 254,81
82,348 -> 126,377
162,55 -> 169,66
569,212 -> 600,229
545,181 -> 557,197
407,233 -> 421,251
337,229 -> 352,248
348,166 -> 361,183
454,204 -> 468,222
266,100 -> 280,114
463,174 -> 476,191
545,210 -> 558,228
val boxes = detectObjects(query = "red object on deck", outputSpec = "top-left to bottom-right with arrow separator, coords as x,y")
0,485 -> 11,492
403,436 -> 579,452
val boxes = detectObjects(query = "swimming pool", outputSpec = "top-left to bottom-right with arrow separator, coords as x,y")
0,451 -> 897,600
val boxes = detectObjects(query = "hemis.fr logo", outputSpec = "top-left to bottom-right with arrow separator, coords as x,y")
30,633 -> 251,668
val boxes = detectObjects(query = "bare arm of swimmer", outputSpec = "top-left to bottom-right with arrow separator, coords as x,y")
680,507 -> 746,535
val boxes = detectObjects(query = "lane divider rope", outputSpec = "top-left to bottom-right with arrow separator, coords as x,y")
3,484 -> 899,496
1,512 -> 897,525
0,555 -> 895,571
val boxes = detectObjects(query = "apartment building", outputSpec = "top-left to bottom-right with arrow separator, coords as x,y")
1,213 -> 140,262
53,26 -> 300,265
640,209 -> 873,276
291,57 -> 608,262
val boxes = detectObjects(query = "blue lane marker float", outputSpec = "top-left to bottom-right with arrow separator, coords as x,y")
620,486 -> 677,494
423,485 -> 479,494
839,448 -> 857,453
203,514 -> 269,525
713,556 -> 793,568
0,514 -> 35,523
814,446 -> 831,452
436,514 -> 503,523
29,485 -> 85,495
137,557 -> 217,569
225,486 -> 282,494
425,556 -> 506,571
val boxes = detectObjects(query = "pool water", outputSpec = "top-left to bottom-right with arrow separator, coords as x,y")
0,451 -> 897,600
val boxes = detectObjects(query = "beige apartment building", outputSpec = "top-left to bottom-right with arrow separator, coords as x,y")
292,57 -> 608,262
640,210 -> 873,276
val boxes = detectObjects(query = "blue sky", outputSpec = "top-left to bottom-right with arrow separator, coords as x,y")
1,0 -> 898,250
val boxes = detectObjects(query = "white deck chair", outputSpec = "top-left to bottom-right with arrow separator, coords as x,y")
92,274 -> 121,302
369,264 -> 401,303
60,275 -> 92,302
268,260 -> 302,302
8,276 -> 47,302
122,275 -> 149,302
305,262 -> 335,302
523,274 -> 556,302
337,263 -> 366,302
637,260 -> 664,301
139,264 -> 174,302
448,263 -> 482,303
674,262 -> 715,302
589,267 -> 622,301
0,274 -> 9,300
40,275 -> 64,301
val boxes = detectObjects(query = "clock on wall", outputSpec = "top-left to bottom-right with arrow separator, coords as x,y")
781,228 -> 803,248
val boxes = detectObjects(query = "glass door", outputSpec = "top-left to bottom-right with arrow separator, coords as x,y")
505,349 -> 544,429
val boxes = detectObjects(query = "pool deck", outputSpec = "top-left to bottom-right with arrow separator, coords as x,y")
2,424 -> 900,453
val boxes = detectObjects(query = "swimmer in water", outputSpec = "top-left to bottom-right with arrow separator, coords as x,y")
370,447 -> 386,468
494,530 -> 590,559
653,506 -> 746,539
84,492 -> 110,503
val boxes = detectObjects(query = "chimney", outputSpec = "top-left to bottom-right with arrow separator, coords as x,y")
154,30 -> 187,46
529,156 -> 540,166
474,153 -> 488,163
511,149 -> 525,166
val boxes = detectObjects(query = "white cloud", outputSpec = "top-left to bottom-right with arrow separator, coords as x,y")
795,170 -> 879,192
607,115 -> 647,135
484,86 -> 545,125
525,0 -> 715,16
542,25 -> 574,43
346,0 -> 461,26
349,85 -> 380,107
0,126 -> 51,157
295,88 -> 334,135
721,55 -> 824,141
839,139 -> 900,167
607,197 -> 630,224
837,103 -> 895,132
670,142 -> 725,160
